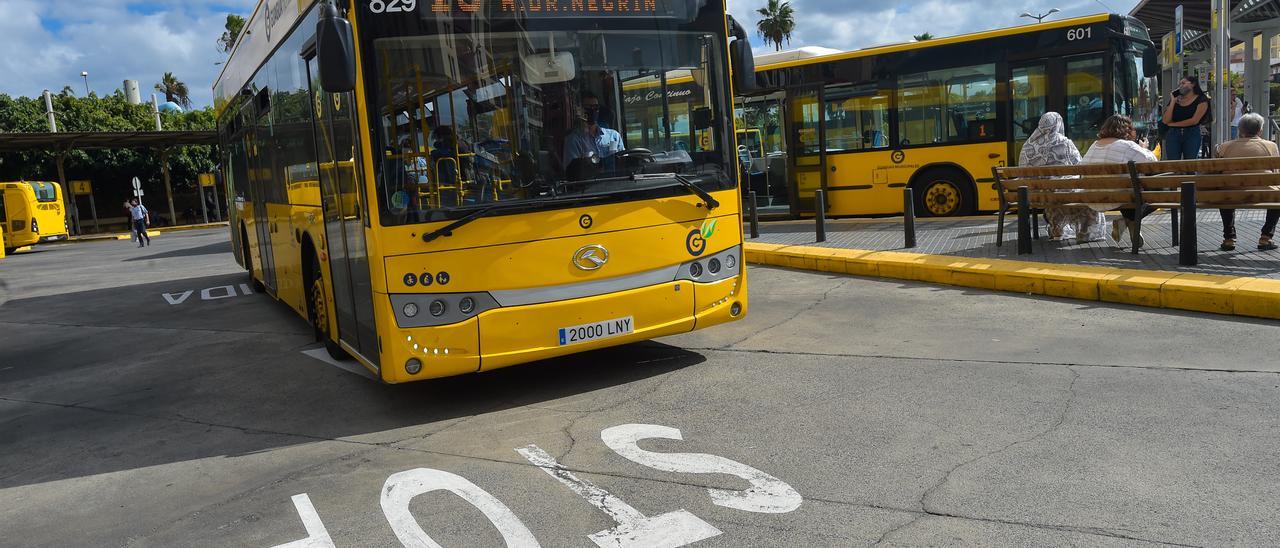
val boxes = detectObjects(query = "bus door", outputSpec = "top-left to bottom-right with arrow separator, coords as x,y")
245,102 -> 278,293
786,85 -> 827,215
308,57 -> 380,366
1009,62 -> 1049,164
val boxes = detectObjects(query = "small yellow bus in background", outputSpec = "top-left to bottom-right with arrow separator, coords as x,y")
1,181 -> 69,254
736,14 -> 1158,218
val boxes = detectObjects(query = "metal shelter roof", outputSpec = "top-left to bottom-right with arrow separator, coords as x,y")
0,131 -> 218,152
1129,0 -> 1280,52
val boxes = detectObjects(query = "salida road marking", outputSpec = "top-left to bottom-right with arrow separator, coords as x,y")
162,283 -> 256,305
270,423 -> 802,547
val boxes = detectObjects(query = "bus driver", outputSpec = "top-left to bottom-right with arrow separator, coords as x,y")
562,91 -> 623,179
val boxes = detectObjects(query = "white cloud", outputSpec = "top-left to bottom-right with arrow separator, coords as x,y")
0,0 -> 255,108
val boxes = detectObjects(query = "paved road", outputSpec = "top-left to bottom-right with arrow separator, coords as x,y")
2,230 -> 1279,547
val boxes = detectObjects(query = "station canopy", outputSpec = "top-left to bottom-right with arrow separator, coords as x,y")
0,131 -> 218,152
1130,0 -> 1280,52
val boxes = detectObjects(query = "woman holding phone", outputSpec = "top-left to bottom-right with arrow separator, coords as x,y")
1161,76 -> 1209,160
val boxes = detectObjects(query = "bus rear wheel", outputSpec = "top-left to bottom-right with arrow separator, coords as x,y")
914,168 -> 975,217
242,225 -> 265,292
310,256 -> 350,361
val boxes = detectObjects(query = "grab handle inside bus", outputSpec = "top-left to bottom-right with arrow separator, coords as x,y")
317,3 -> 356,93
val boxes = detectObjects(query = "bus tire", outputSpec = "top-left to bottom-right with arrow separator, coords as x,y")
912,167 -> 975,217
242,224 -> 265,292
309,252 -> 350,361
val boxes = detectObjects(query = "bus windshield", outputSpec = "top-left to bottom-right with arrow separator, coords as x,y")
368,29 -> 733,226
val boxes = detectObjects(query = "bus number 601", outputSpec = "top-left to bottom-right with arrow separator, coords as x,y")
1067,27 -> 1092,41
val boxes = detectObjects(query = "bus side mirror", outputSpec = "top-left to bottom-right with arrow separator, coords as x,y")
317,5 -> 357,93
730,39 -> 756,93
1142,47 -> 1158,78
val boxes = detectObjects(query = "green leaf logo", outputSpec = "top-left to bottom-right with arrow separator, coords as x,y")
700,219 -> 718,239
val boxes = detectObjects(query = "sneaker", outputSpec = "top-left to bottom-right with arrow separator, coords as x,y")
1260,237 -> 1278,251
1220,239 -> 1236,251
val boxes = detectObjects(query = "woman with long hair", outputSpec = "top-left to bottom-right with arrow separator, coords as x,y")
1161,75 -> 1209,160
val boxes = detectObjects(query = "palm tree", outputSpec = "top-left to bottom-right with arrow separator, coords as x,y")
913,32 -> 934,41
755,0 -> 796,52
155,72 -> 192,109
218,14 -> 246,54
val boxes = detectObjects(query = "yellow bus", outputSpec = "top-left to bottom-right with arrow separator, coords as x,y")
1,181 -> 69,254
214,0 -> 753,383
735,14 -> 1158,218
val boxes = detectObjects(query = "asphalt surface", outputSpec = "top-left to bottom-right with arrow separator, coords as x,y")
2,229 -> 1279,547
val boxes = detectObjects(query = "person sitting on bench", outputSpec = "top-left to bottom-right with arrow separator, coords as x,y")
1215,112 -> 1280,251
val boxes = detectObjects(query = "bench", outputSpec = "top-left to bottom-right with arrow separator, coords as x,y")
993,156 -> 1280,265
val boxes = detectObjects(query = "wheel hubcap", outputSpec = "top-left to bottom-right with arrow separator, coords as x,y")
925,182 -> 960,216
312,279 -> 329,337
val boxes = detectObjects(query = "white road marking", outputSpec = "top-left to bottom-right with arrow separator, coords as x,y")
380,468 -> 541,548
162,290 -> 193,305
201,285 -> 236,300
271,493 -> 335,548
515,444 -> 722,548
601,424 -> 802,514
300,348 -> 376,380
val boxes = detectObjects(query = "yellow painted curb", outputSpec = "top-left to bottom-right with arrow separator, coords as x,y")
115,230 -> 160,241
744,242 -> 1280,320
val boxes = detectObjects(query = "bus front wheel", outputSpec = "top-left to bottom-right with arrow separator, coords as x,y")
310,255 -> 350,361
913,168 -> 975,217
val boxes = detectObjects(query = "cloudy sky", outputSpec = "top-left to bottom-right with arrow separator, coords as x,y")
1,0 -> 1140,109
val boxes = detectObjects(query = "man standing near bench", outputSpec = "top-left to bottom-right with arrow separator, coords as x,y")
1216,112 -> 1280,251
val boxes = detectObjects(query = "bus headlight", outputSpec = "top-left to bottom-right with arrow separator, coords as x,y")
459,297 -> 475,314
31,219 -> 38,233
403,302 -> 419,318
708,258 -> 722,274
405,358 -> 422,375
689,262 -> 703,278
429,300 -> 447,317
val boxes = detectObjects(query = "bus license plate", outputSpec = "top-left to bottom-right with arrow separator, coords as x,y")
558,316 -> 634,346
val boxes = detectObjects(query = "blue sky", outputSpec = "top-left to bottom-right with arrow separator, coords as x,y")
1,0 -> 1140,109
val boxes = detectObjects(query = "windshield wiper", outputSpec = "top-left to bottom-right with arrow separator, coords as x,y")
671,173 -> 719,210
421,196 -> 610,242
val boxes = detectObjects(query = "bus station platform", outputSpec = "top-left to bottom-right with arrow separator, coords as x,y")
746,211 -> 1280,320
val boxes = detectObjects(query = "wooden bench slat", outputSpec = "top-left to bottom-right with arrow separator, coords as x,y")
1009,177 -> 1135,190
1004,191 -> 1135,204
1139,172 -> 1280,190
998,163 -> 1129,177
1131,156 -> 1280,174
1142,190 -> 1280,203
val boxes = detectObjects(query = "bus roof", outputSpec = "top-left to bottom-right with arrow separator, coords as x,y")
755,13 -> 1114,72
213,0 -> 317,115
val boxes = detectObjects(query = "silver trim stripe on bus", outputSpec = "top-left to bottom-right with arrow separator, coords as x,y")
388,245 -> 741,328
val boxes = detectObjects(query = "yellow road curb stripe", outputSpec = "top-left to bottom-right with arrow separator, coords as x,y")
744,242 -> 1280,320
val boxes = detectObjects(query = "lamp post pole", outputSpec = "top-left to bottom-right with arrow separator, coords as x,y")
81,72 -> 90,96
1020,8 -> 1060,23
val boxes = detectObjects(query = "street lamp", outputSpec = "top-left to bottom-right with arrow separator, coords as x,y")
80,71 -> 90,96
1020,8 -> 1060,23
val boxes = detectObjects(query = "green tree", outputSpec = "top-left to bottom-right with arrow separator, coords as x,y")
218,14 -> 246,54
155,72 -> 192,109
913,32 -> 934,41
755,0 -> 796,52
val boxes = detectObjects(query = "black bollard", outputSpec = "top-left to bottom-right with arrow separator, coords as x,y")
1016,186 -> 1032,255
1170,208 -> 1180,247
748,190 -> 760,239
903,188 -> 917,248
1179,181 -> 1197,266
815,189 -> 827,243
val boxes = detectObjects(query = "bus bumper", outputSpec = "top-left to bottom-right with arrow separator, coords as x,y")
38,234 -> 67,243
378,273 -> 747,382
